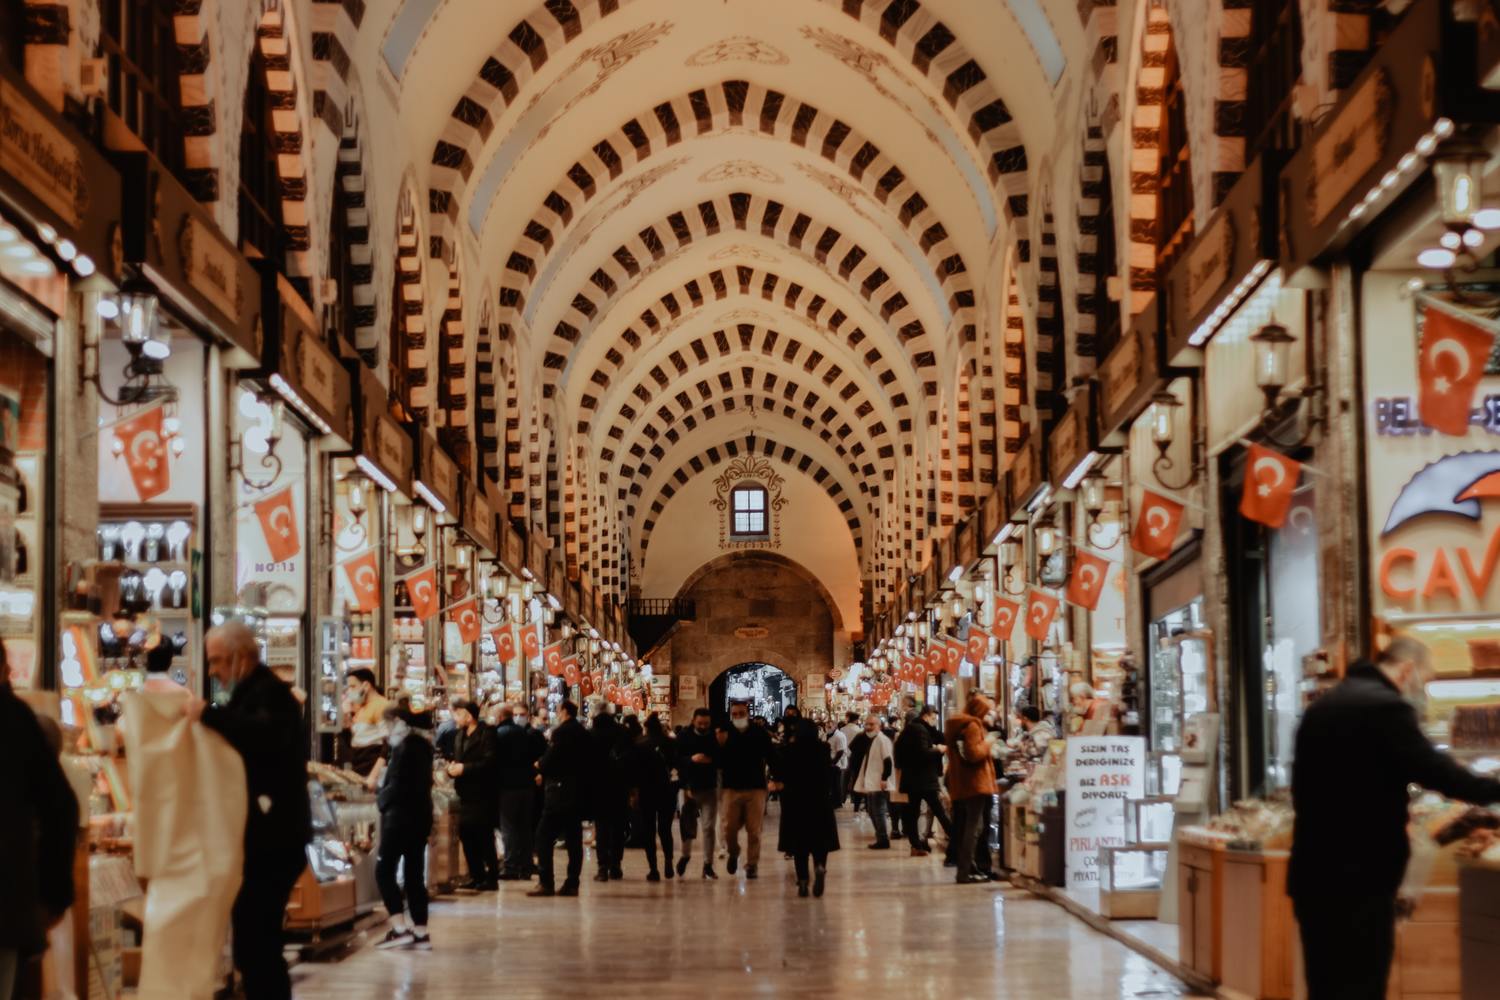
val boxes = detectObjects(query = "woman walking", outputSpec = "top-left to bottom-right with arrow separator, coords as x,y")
772,717 -> 840,897
369,705 -> 434,950
631,713 -> 679,881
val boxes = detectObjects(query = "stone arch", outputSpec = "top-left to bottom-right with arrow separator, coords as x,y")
391,183 -> 430,422
1002,254 -> 1031,460
244,5 -> 317,287
1075,115 -> 1119,367
309,0 -> 365,138
1126,0 -> 1191,311
475,295 -> 500,484
171,2 -> 227,202
331,91 -> 378,363
674,551 -> 846,635
1034,191 -> 1063,428
436,249 -> 471,468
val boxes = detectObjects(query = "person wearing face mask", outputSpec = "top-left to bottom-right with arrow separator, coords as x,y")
531,700 -> 591,897
185,622 -> 310,999
369,705 -> 434,950
1290,637 -> 1500,1000
718,700 -> 774,879
770,716 -> 839,898
494,703 -> 544,881
944,692 -> 1000,885
676,707 -> 721,879
849,715 -> 895,849
447,700 -> 500,890
344,668 -> 389,776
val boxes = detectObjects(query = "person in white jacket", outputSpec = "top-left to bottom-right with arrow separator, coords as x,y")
850,715 -> 895,849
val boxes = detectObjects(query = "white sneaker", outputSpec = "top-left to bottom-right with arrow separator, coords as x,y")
375,928 -> 412,950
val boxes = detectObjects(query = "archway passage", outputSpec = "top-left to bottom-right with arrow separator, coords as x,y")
708,662 -> 797,724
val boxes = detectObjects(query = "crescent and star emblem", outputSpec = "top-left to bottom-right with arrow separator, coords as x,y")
1078,564 -> 1101,589
1145,506 -> 1171,536
1428,337 -> 1471,394
1253,456 -> 1287,497
270,505 -> 293,538
354,566 -> 377,591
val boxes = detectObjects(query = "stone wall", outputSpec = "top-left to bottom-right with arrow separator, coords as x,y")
657,553 -> 837,724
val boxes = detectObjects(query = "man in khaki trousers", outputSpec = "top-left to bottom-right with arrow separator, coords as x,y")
716,702 -> 773,880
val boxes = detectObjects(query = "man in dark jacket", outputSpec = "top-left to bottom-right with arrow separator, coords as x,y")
0,675 -> 79,998
530,700 -> 590,896
370,705 -> 434,950
1290,638 -> 1500,999
677,708 -> 721,879
190,622 -> 310,1000
718,700 -> 774,879
895,704 -> 954,860
493,703 -> 544,880
447,700 -> 499,890
589,708 -> 634,881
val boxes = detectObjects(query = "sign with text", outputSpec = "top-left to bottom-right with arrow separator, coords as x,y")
1065,736 -> 1146,888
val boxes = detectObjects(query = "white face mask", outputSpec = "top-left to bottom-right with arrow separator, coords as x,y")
389,719 -> 410,746
732,717 -> 749,731
514,715 -> 528,727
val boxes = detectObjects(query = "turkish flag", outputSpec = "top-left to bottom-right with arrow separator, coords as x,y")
580,671 -> 596,696
521,623 -> 543,662
925,645 -> 946,676
114,405 -> 170,501
1025,589 -> 1060,641
1419,307 -> 1494,435
402,564 -> 441,621
341,550 -> 380,612
491,623 -> 517,662
991,596 -> 1021,643
543,641 -> 565,676
254,487 -> 301,563
901,657 -> 920,683
448,598 -> 481,644
1066,549 -> 1112,611
562,656 -> 581,686
943,638 -> 964,676
965,626 -> 991,666
1131,489 -> 1185,561
1239,443 -> 1301,529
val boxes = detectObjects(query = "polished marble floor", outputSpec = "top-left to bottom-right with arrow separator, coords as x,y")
293,808 -> 1205,999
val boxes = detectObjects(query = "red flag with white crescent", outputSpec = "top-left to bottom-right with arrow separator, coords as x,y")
1239,444 -> 1301,529
1130,490 -> 1185,561
1418,307 -> 1494,435
562,656 -> 581,686
341,550 -> 380,612
1024,588 -> 1060,641
448,598 -> 481,644
543,641 -> 565,677
925,645 -> 945,676
401,564 -> 441,621
491,622 -> 517,662
114,404 -> 170,501
580,671 -> 596,696
991,596 -> 1020,644
965,626 -> 991,666
901,657 -> 920,683
254,486 -> 301,563
1065,549 -> 1112,611
521,622 -> 543,662
943,638 -> 964,676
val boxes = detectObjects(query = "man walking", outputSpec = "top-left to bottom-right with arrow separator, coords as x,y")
190,622 -> 310,1000
895,703 -> 953,860
718,701 -> 774,879
370,705 -> 434,950
447,700 -> 499,890
676,707 -> 721,879
494,703 -> 543,880
851,714 -> 895,849
589,706 -> 633,880
1290,638 -> 1500,999
531,700 -> 590,897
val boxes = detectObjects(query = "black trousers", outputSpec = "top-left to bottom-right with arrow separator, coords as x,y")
375,826 -> 429,926
594,804 -> 627,873
499,789 -> 536,875
952,795 -> 988,880
792,850 -> 829,882
232,852 -> 305,1000
638,796 -> 675,873
905,786 -> 954,855
458,812 -> 498,884
534,803 -> 583,889
1294,892 -> 1396,1000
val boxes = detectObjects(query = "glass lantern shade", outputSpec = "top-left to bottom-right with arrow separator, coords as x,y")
1149,391 -> 1180,449
1432,139 -> 1488,227
1250,321 -> 1295,398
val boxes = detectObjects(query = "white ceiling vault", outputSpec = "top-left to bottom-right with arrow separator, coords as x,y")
358,0 -> 1083,628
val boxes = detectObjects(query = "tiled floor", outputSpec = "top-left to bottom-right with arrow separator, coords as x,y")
292,808 -> 1207,998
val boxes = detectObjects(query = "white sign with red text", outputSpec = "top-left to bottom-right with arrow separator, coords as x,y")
1064,736 -> 1146,888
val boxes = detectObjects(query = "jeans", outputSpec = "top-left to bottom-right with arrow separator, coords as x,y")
499,789 -> 536,876
952,795 -> 988,881
792,850 -> 829,882
232,852 -> 305,1000
534,803 -> 583,889
459,814 -> 498,884
906,786 -> 954,855
720,788 -> 768,865
864,790 -> 891,843
375,826 -> 429,926
1294,893 -> 1396,1000
638,795 -> 675,873
680,786 -> 718,863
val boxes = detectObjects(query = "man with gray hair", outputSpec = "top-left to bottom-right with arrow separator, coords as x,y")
186,621 -> 309,1000
1289,636 -> 1500,999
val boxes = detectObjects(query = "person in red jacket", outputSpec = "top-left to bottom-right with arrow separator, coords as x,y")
944,692 -> 999,885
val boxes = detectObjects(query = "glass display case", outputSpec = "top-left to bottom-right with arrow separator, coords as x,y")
315,617 -> 349,734
1148,597 -> 1210,753
1125,796 -> 1177,846
1098,845 -> 1169,919
1146,751 -> 1184,797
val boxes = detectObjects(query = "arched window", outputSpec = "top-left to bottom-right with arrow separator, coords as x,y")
100,0 -> 187,182
1155,35 -> 1194,276
731,484 -> 769,538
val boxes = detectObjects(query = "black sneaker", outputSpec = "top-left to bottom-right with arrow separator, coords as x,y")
726,853 -> 739,875
527,885 -> 555,897
797,881 -> 809,898
557,882 -> 579,897
813,867 -> 827,898
375,928 -> 412,950
664,862 -> 675,880
676,857 -> 689,877
646,870 -> 661,882
745,864 -> 758,880
868,841 -> 892,850
594,871 -> 610,882
408,932 -> 431,951
610,867 -> 623,879
702,865 -> 718,880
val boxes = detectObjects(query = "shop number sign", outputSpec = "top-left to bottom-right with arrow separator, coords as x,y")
1064,737 -> 1145,888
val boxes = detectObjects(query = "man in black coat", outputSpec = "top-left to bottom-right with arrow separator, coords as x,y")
530,700 -> 591,896
676,708 -> 721,879
0,675 -> 78,997
494,703 -> 544,879
589,708 -> 634,881
190,622 -> 310,1000
370,705 -> 434,950
1290,638 -> 1500,999
895,704 -> 954,861
447,700 -> 500,889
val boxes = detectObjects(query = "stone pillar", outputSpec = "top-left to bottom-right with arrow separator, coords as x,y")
53,288 -> 100,684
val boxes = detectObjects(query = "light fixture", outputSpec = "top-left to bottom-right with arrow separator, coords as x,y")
1035,511 -> 1059,558
1474,208 -> 1500,230
414,480 -> 447,515
1148,389 -> 1199,491
1248,321 -> 1324,449
1431,135 -> 1488,228
355,454 -> 398,493
410,504 -> 429,556
950,593 -> 965,620
1079,468 -> 1122,550
230,393 -> 284,491
998,533 -> 1026,596
82,279 -> 171,405
1418,247 -> 1458,269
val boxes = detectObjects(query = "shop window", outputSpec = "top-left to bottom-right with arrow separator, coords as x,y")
100,0 -> 188,183
1242,0 -> 1304,157
238,46 -> 285,276
1155,38 -> 1194,277
731,485 -> 768,538
1091,151 -> 1122,359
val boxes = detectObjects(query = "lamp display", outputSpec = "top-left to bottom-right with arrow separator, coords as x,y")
1432,136 -> 1488,228
231,391 -> 285,491
84,280 -> 172,405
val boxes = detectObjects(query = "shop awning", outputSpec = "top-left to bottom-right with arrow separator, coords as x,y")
248,268 -> 354,447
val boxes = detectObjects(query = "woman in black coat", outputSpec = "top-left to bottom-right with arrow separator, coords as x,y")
371,706 -> 434,950
772,718 -> 840,897
630,713 -> 678,881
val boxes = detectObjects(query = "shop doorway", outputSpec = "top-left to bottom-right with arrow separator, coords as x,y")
709,662 -> 797,724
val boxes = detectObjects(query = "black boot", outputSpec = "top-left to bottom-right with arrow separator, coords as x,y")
797,881 -> 810,898
813,866 -> 827,898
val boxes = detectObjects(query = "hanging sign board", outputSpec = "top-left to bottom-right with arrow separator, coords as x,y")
1065,736 -> 1146,888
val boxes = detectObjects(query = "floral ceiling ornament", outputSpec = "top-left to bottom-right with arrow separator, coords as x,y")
699,160 -> 783,184
711,455 -> 789,552
531,21 -> 675,141
709,244 -> 781,264
686,35 -> 790,67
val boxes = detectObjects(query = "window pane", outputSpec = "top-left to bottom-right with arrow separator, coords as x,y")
748,512 -> 764,533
